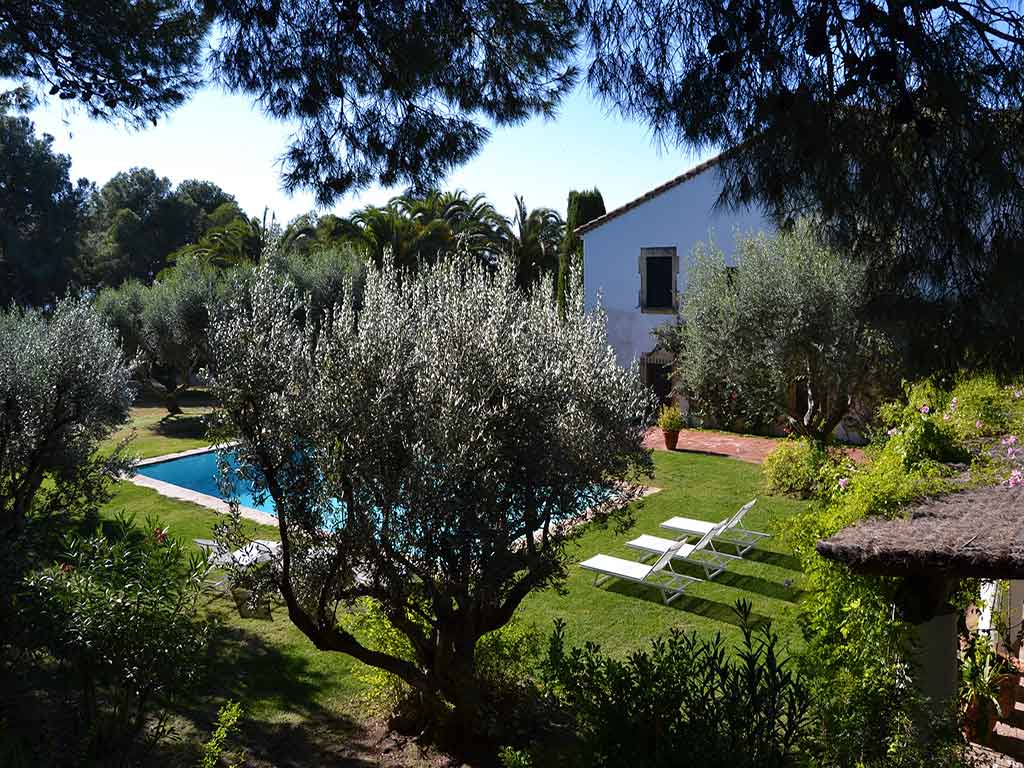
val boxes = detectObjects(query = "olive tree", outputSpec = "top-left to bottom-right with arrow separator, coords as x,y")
138,257 -> 218,413
0,298 -> 134,537
668,222 -> 893,443
97,257 -> 219,413
208,256 -> 654,731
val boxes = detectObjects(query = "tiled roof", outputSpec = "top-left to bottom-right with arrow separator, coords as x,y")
575,152 -> 729,236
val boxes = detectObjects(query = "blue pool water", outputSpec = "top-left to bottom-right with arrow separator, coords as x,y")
136,450 -> 277,515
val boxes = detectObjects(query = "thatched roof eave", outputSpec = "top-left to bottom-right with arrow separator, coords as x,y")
816,485 -> 1024,579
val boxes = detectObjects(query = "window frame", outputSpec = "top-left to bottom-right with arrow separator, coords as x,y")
638,246 -> 679,314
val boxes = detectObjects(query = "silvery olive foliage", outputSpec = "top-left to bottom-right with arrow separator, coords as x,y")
95,256 -> 221,414
208,255 -> 655,719
665,222 -> 893,442
0,297 -> 134,536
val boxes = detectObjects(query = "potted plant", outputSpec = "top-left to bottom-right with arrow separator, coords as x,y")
960,636 -> 1005,744
657,405 -> 685,451
996,652 -> 1021,719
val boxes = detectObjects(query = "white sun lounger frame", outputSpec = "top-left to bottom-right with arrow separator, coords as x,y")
579,539 -> 702,604
659,499 -> 769,555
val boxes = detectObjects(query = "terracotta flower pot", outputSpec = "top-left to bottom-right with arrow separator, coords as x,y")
663,429 -> 680,451
963,698 -> 999,744
999,673 -> 1018,719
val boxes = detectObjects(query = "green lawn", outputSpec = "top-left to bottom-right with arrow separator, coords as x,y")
102,405 -> 811,754
518,451 -> 807,657
103,391 -> 217,459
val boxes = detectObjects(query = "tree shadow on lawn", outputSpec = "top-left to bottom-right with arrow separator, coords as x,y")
133,388 -> 218,410
203,605 -> 334,720
171,605 -> 402,768
740,548 -> 803,572
154,414 -> 209,440
602,581 -> 774,628
708,570 -> 804,603
196,604 -> 462,768
636,559 -> 804,603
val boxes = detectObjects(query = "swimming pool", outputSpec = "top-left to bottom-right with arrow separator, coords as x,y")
136,450 -> 276,515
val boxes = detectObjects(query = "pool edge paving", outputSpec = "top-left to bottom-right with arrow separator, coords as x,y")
129,445 -> 278,527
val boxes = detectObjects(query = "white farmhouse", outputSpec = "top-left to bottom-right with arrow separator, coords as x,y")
579,154 -> 771,404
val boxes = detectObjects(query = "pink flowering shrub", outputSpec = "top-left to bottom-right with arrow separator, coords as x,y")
18,512 -> 212,759
881,375 -> 1024,444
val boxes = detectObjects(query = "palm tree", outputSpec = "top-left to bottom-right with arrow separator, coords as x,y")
166,207 -> 278,271
348,190 -> 509,270
441,191 -> 508,265
502,195 -> 565,292
349,200 -> 453,269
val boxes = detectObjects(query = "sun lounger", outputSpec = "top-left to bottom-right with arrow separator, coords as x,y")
625,525 -> 741,580
659,499 -> 768,555
194,538 -> 281,596
194,538 -> 280,567
579,539 -> 703,604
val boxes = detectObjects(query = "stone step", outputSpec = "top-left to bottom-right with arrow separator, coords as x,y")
1008,701 -> 1024,730
988,722 -> 1024,763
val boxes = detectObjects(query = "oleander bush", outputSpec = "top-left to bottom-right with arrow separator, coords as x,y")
762,438 -> 828,498
17,513 -> 213,763
541,601 -> 811,768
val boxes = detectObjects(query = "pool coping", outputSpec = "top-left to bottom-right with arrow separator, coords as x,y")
129,445 -> 278,527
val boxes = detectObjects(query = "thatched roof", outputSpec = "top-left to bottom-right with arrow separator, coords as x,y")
816,485 -> 1024,579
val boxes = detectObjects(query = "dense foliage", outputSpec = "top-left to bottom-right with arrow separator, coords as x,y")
79,168 -> 236,287
0,109 -> 575,302
761,438 -> 828,498
0,0 -> 207,126
666,222 -> 893,442
17,513 -> 212,762
96,257 -> 220,413
210,0 -> 578,202
0,297 -> 133,537
346,190 -> 507,270
208,255 -> 654,735
776,374 -> 1024,765
582,0 -> 1024,374
558,188 -> 605,315
505,195 -> 565,291
0,115 -> 91,307
541,602 -> 811,768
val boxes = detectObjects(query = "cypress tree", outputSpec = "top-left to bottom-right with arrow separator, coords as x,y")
557,188 -> 605,316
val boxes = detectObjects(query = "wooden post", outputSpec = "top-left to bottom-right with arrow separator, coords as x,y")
915,611 -> 959,709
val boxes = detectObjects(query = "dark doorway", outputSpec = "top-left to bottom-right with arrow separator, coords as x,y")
645,362 -> 673,406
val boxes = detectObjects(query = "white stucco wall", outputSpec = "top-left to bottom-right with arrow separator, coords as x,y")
582,168 -> 772,368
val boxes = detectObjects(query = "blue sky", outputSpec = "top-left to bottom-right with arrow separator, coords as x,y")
28,83 -> 714,223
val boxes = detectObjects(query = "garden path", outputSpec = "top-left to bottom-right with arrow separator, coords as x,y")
644,428 -> 781,463
644,428 -> 867,464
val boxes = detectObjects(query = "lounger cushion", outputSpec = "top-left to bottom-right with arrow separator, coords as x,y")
626,534 -> 696,558
579,554 -> 652,581
660,517 -> 716,535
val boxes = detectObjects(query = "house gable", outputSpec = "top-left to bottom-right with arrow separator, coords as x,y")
581,155 -> 772,370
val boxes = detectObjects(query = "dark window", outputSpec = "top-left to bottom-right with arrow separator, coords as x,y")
646,256 -> 674,309
646,363 -> 673,405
